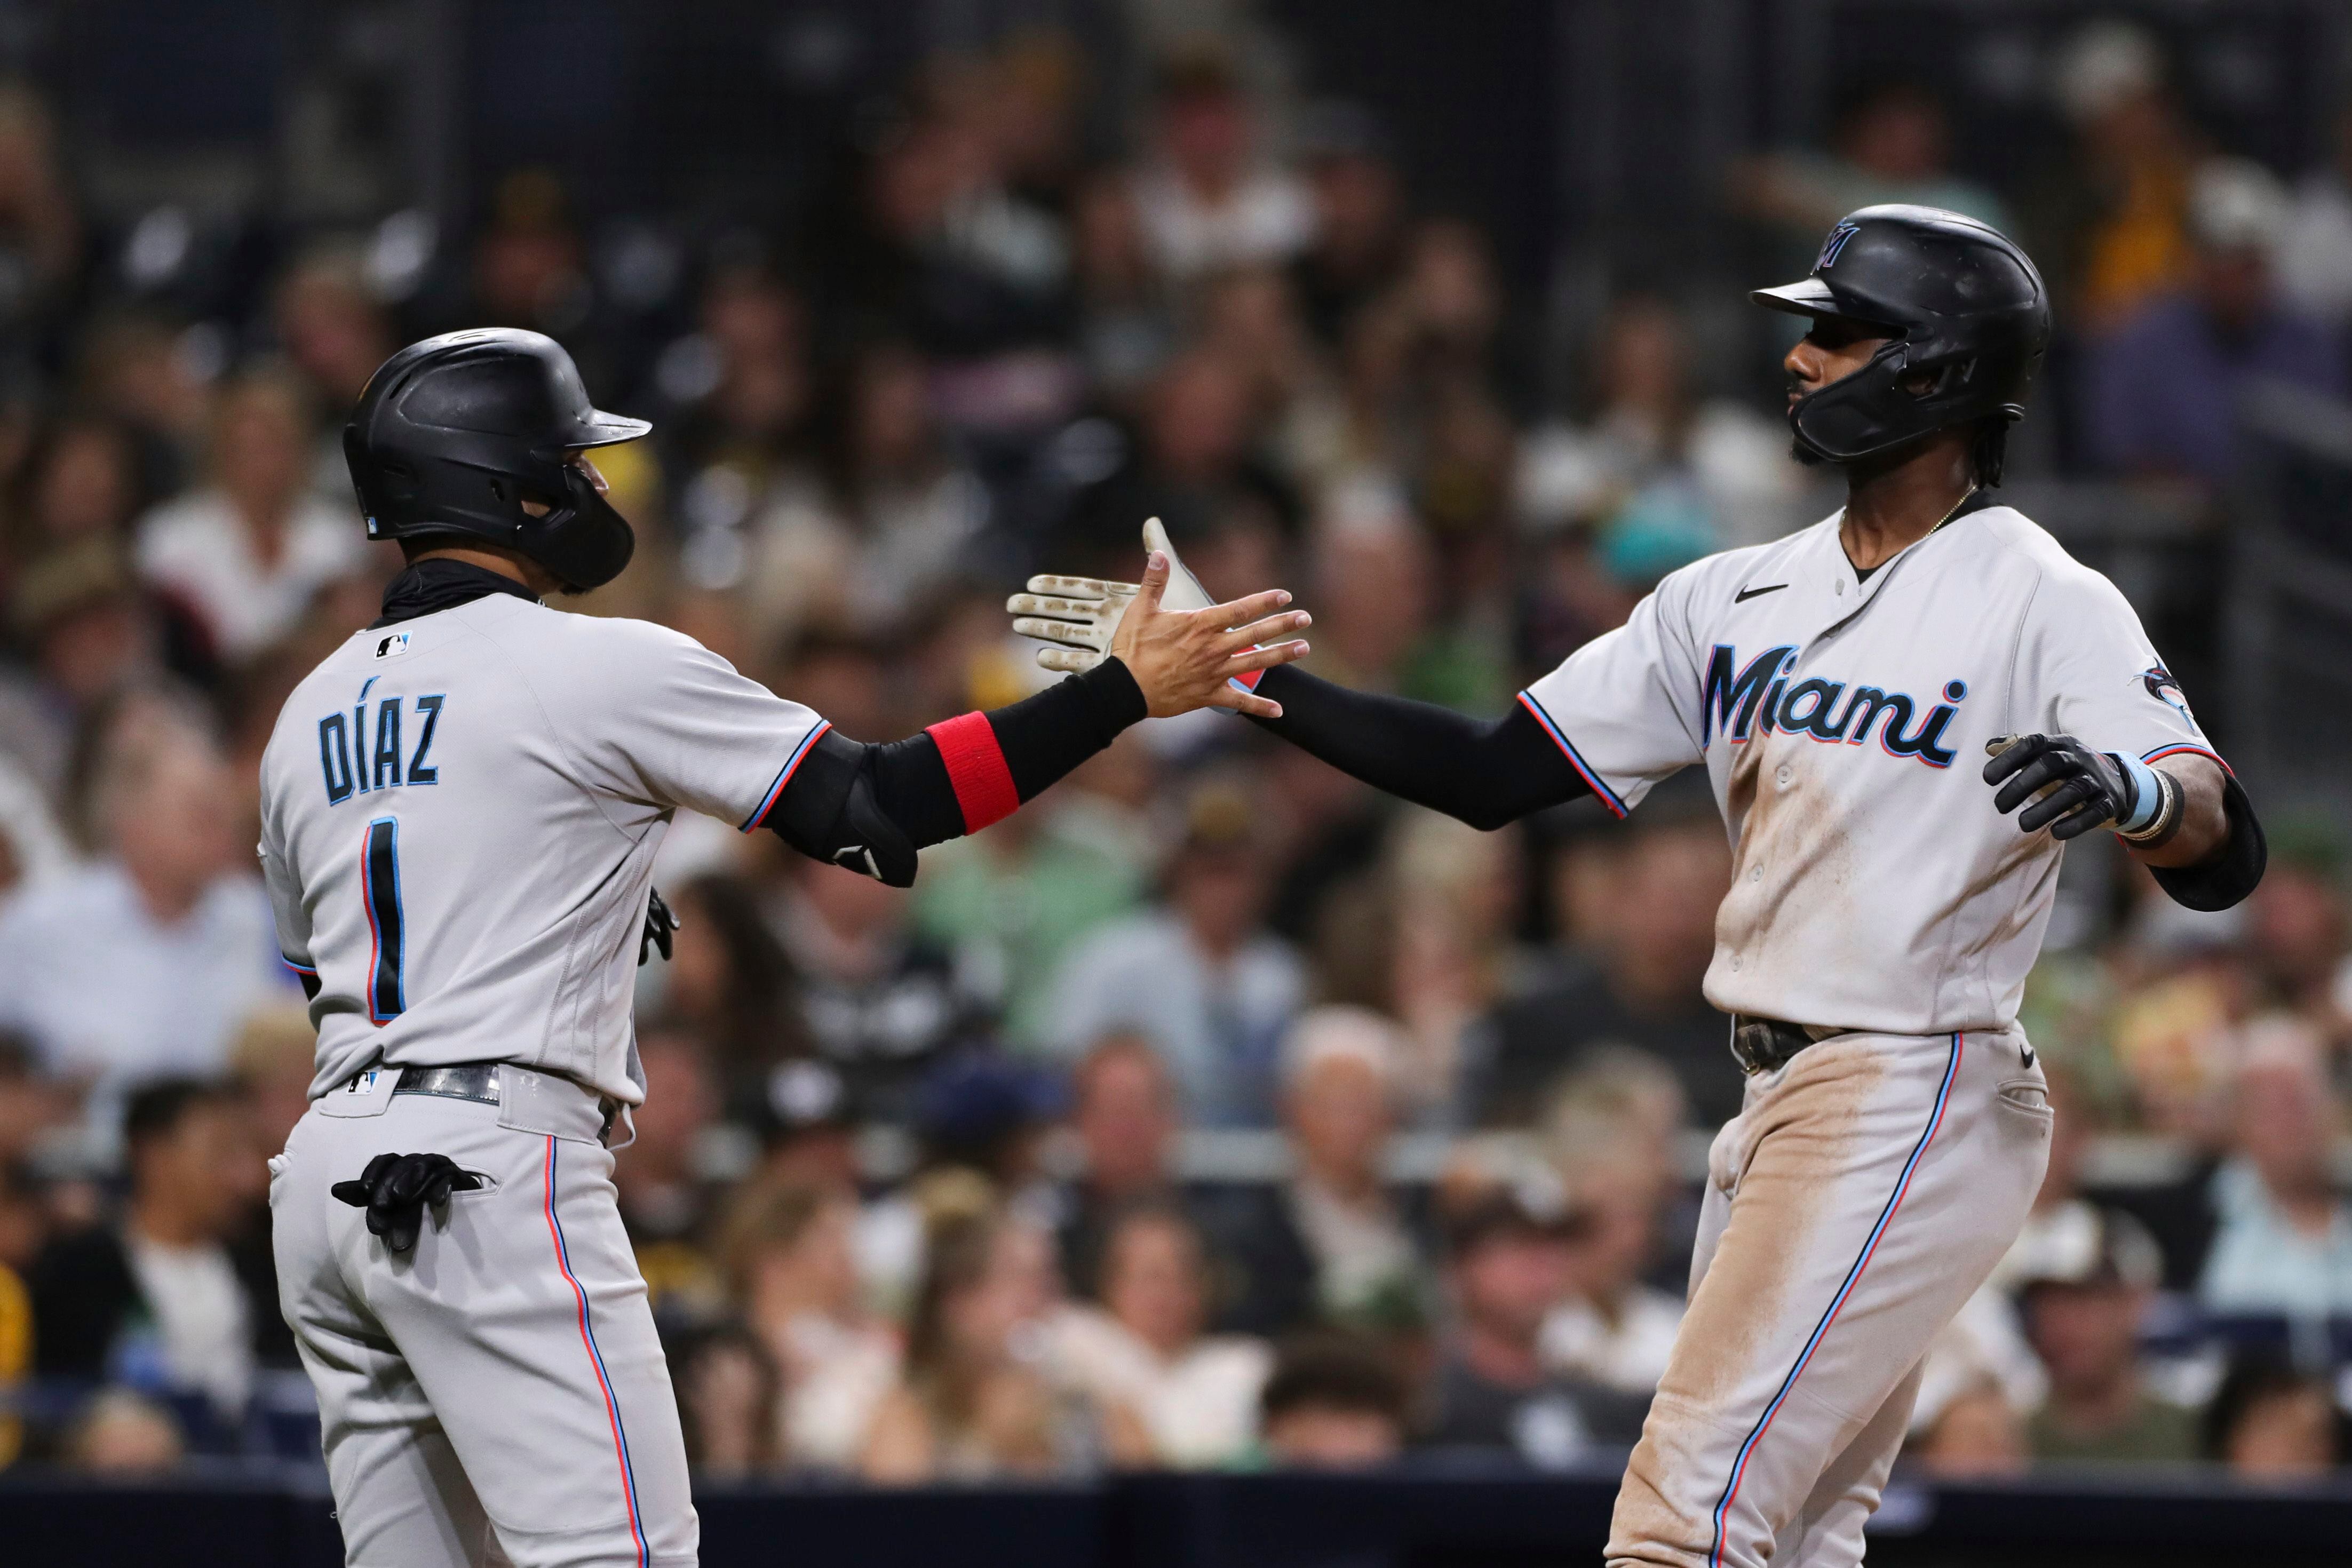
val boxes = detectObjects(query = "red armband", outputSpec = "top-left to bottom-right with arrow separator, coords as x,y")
926,711 -> 1021,833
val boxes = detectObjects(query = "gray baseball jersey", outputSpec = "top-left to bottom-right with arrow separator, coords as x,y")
1519,499 -> 2214,1037
258,591 -> 827,1103
1515,499 -> 2215,1566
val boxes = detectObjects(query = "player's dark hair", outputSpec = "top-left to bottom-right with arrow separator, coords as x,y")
1261,1334 -> 1410,1423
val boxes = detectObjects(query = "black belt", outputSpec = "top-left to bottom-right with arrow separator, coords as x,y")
1729,1015 -> 1845,1076
380,1062 -> 621,1141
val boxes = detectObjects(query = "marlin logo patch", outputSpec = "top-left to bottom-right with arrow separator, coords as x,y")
1817,220 -> 1862,270
2141,664 -> 2192,721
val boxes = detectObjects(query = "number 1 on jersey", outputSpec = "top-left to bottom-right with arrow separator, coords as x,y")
362,817 -> 406,1023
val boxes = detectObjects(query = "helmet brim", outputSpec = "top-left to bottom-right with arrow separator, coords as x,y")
1749,279 -> 1907,333
571,409 -> 654,448
1749,278 -> 1838,315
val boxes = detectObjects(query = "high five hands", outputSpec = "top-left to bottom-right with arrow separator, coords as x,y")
1010,518 -> 1307,720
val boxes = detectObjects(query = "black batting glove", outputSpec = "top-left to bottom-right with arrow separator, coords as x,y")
639,887 -> 678,966
1983,733 -> 2132,841
330,1151 -> 482,1253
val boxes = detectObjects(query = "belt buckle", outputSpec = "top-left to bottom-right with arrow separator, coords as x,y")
1730,1016 -> 1767,1075
1730,1015 -> 1801,1076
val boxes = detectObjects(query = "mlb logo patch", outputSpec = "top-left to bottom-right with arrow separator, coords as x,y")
373,632 -> 411,660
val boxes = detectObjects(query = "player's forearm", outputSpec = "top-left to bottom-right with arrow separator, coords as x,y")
1243,665 -> 1587,830
2128,756 -> 2227,869
767,658 -> 1147,884
2140,755 -> 2267,912
913,655 -> 1148,833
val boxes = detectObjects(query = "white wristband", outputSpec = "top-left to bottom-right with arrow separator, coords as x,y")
2112,752 -> 2164,833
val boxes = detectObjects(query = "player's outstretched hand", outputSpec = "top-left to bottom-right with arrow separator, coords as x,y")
1109,549 -> 1308,720
1008,516 -> 1204,674
1983,732 -> 2131,840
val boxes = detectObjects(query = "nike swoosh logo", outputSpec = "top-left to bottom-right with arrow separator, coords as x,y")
2021,1042 -> 2037,1069
1735,584 -> 1789,602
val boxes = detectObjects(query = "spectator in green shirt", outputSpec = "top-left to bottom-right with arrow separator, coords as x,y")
2019,1207 -> 2198,1466
911,749 -> 1155,1051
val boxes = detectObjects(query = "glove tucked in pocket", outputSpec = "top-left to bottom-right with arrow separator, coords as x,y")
331,1151 -> 484,1253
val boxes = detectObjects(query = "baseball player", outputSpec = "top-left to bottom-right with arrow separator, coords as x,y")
259,327 -> 1310,1567
1008,207 -> 2266,1566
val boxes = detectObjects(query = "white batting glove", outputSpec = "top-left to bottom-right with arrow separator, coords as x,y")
1007,517 -> 1212,674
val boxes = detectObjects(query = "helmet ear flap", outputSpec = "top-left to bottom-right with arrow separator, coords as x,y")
514,460 -> 635,590
1914,357 -> 1971,401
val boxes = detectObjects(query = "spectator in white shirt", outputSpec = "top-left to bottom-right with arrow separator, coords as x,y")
27,1078 -> 272,1429
1129,44 -> 1314,284
135,368 -> 366,663
0,691 -> 287,1118
719,1179 -> 900,1473
1048,1201 -> 1273,1468
1048,785 -> 1306,1126
1279,1008 -> 1425,1327
1537,1053 -> 1688,1397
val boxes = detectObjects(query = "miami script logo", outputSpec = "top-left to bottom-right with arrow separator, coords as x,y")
1702,644 -> 1963,768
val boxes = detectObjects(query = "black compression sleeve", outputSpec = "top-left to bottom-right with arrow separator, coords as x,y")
767,658 -> 1148,878
1243,664 -> 1591,829
983,656 -> 1148,799
2150,769 -> 2267,912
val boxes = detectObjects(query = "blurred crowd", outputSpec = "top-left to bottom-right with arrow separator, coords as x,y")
0,14 -> 2350,1490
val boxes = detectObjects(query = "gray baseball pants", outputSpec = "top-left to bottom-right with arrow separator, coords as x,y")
270,1066 -> 696,1567
1607,1028 -> 2051,1568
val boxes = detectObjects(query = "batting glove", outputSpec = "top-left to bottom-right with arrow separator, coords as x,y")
1983,733 -> 2169,842
1007,516 -> 1209,673
331,1151 -> 483,1253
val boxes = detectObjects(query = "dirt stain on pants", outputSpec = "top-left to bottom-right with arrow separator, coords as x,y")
1607,1029 -> 2049,1568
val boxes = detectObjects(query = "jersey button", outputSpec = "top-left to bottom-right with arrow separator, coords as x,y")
1730,956 -> 1742,971
1775,765 -> 1792,787
1836,580 -> 1846,596
1750,866 -> 1762,882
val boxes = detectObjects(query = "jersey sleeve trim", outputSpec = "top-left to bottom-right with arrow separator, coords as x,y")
740,721 -> 833,832
1516,690 -> 1628,819
280,954 -> 317,976
2142,742 -> 2231,778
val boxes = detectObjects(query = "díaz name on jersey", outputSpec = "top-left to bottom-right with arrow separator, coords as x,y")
317,674 -> 446,805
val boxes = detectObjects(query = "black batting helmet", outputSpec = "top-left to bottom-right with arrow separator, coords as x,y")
344,329 -> 651,590
1752,205 -> 2050,477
